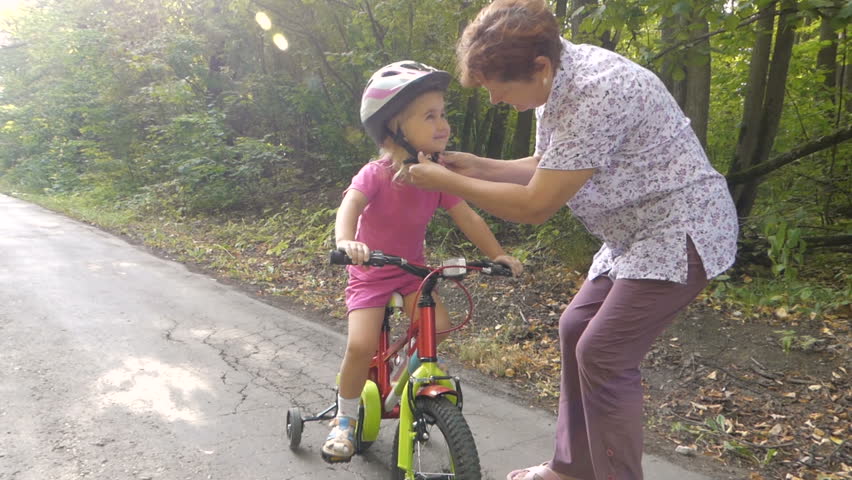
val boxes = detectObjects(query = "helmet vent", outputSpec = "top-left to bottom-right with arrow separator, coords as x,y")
381,70 -> 400,77
401,62 -> 427,70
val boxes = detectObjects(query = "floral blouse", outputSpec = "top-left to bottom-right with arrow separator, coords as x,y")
535,38 -> 738,283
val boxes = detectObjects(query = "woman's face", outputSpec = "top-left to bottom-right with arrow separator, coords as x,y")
396,91 -> 451,154
478,57 -> 553,111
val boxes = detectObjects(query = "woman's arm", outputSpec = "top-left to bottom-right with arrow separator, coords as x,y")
411,159 -> 595,225
441,151 -> 539,185
335,189 -> 370,264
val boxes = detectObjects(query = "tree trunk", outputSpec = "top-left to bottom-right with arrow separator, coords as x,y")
511,110 -> 534,158
734,0 -> 798,218
475,107 -> 495,157
570,0 -> 596,40
555,0 -> 568,19
816,6 -> 839,91
660,11 -> 712,148
684,19 -> 711,148
727,2 -> 777,216
842,27 -> 851,113
486,105 -> 510,159
460,92 -> 479,153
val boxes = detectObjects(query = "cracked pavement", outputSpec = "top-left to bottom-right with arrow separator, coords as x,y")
0,195 -> 716,480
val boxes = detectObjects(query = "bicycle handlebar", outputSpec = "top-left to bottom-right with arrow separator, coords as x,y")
329,249 -> 513,278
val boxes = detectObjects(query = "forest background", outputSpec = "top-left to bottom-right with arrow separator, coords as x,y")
0,0 -> 850,478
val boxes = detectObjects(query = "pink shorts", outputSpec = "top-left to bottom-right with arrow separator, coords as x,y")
345,271 -> 424,314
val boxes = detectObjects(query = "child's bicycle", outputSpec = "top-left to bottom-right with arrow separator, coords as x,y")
285,249 -> 512,479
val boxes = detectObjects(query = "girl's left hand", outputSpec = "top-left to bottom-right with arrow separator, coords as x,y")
493,255 -> 524,277
409,152 -> 450,190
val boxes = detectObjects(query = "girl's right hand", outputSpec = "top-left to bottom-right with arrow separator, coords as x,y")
337,240 -> 371,265
439,151 -> 482,178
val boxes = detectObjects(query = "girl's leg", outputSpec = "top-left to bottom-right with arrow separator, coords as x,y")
324,307 -> 384,460
338,307 -> 385,399
574,242 -> 708,480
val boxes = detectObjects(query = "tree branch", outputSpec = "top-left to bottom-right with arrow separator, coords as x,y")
726,126 -> 852,185
647,6 -> 798,65
804,235 -> 852,248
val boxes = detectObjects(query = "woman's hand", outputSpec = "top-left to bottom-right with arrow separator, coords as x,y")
336,240 -> 371,265
439,151 -> 482,178
409,152 -> 453,190
493,254 -> 524,277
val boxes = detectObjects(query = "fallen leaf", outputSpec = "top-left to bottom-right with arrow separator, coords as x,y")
707,370 -> 717,380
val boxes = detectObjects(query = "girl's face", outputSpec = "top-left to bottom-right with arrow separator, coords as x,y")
395,91 -> 451,154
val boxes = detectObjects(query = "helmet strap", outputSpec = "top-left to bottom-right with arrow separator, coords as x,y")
388,126 -> 419,163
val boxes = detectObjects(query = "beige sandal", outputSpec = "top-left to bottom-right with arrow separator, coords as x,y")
321,416 -> 356,463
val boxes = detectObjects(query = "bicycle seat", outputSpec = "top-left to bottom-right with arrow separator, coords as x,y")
388,292 -> 405,308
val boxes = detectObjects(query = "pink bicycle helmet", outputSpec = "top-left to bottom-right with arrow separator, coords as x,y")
360,61 -> 451,151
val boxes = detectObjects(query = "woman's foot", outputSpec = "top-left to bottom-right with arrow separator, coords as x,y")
506,462 -> 581,480
321,416 -> 356,463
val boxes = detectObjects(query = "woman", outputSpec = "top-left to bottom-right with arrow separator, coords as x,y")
408,0 -> 738,479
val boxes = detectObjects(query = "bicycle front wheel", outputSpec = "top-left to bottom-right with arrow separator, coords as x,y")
391,396 -> 481,480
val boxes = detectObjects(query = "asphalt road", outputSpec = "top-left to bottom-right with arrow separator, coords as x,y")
0,194 -> 718,480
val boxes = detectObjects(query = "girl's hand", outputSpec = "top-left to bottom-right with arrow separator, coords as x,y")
409,152 -> 451,190
439,151 -> 481,178
493,255 -> 524,277
336,240 -> 371,265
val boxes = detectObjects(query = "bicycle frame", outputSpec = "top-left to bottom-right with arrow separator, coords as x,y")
322,249 -> 511,478
361,268 -> 462,474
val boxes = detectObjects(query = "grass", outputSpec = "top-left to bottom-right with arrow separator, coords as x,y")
9,189 -> 139,231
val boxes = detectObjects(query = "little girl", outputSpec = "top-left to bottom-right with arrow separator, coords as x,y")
323,61 -> 523,462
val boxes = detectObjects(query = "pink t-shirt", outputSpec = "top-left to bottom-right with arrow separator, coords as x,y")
345,157 -> 462,282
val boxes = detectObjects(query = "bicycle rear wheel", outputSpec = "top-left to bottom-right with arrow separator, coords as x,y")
391,396 -> 481,480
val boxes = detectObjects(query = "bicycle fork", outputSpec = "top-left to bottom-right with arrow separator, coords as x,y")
395,285 -> 464,475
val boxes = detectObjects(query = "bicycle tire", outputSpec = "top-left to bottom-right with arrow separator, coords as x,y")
390,396 -> 481,480
355,402 -> 373,453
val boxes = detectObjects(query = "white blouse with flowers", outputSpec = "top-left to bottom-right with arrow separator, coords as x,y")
535,38 -> 738,284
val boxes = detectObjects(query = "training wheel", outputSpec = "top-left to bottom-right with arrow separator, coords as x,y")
286,407 -> 303,450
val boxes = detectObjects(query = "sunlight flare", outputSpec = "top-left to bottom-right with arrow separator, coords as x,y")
254,11 -> 271,31
272,33 -> 289,51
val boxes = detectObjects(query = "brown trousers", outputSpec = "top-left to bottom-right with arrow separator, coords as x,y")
551,240 -> 709,480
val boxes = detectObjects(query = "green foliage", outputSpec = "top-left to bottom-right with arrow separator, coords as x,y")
763,215 -> 807,280
0,0 -> 848,305
264,206 -> 337,262
710,269 -> 851,323
774,329 -> 820,353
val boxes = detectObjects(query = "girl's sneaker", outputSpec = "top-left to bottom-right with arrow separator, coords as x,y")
321,416 -> 356,463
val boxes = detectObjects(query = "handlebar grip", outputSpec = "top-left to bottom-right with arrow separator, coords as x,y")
490,263 -> 514,277
329,249 -> 353,265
